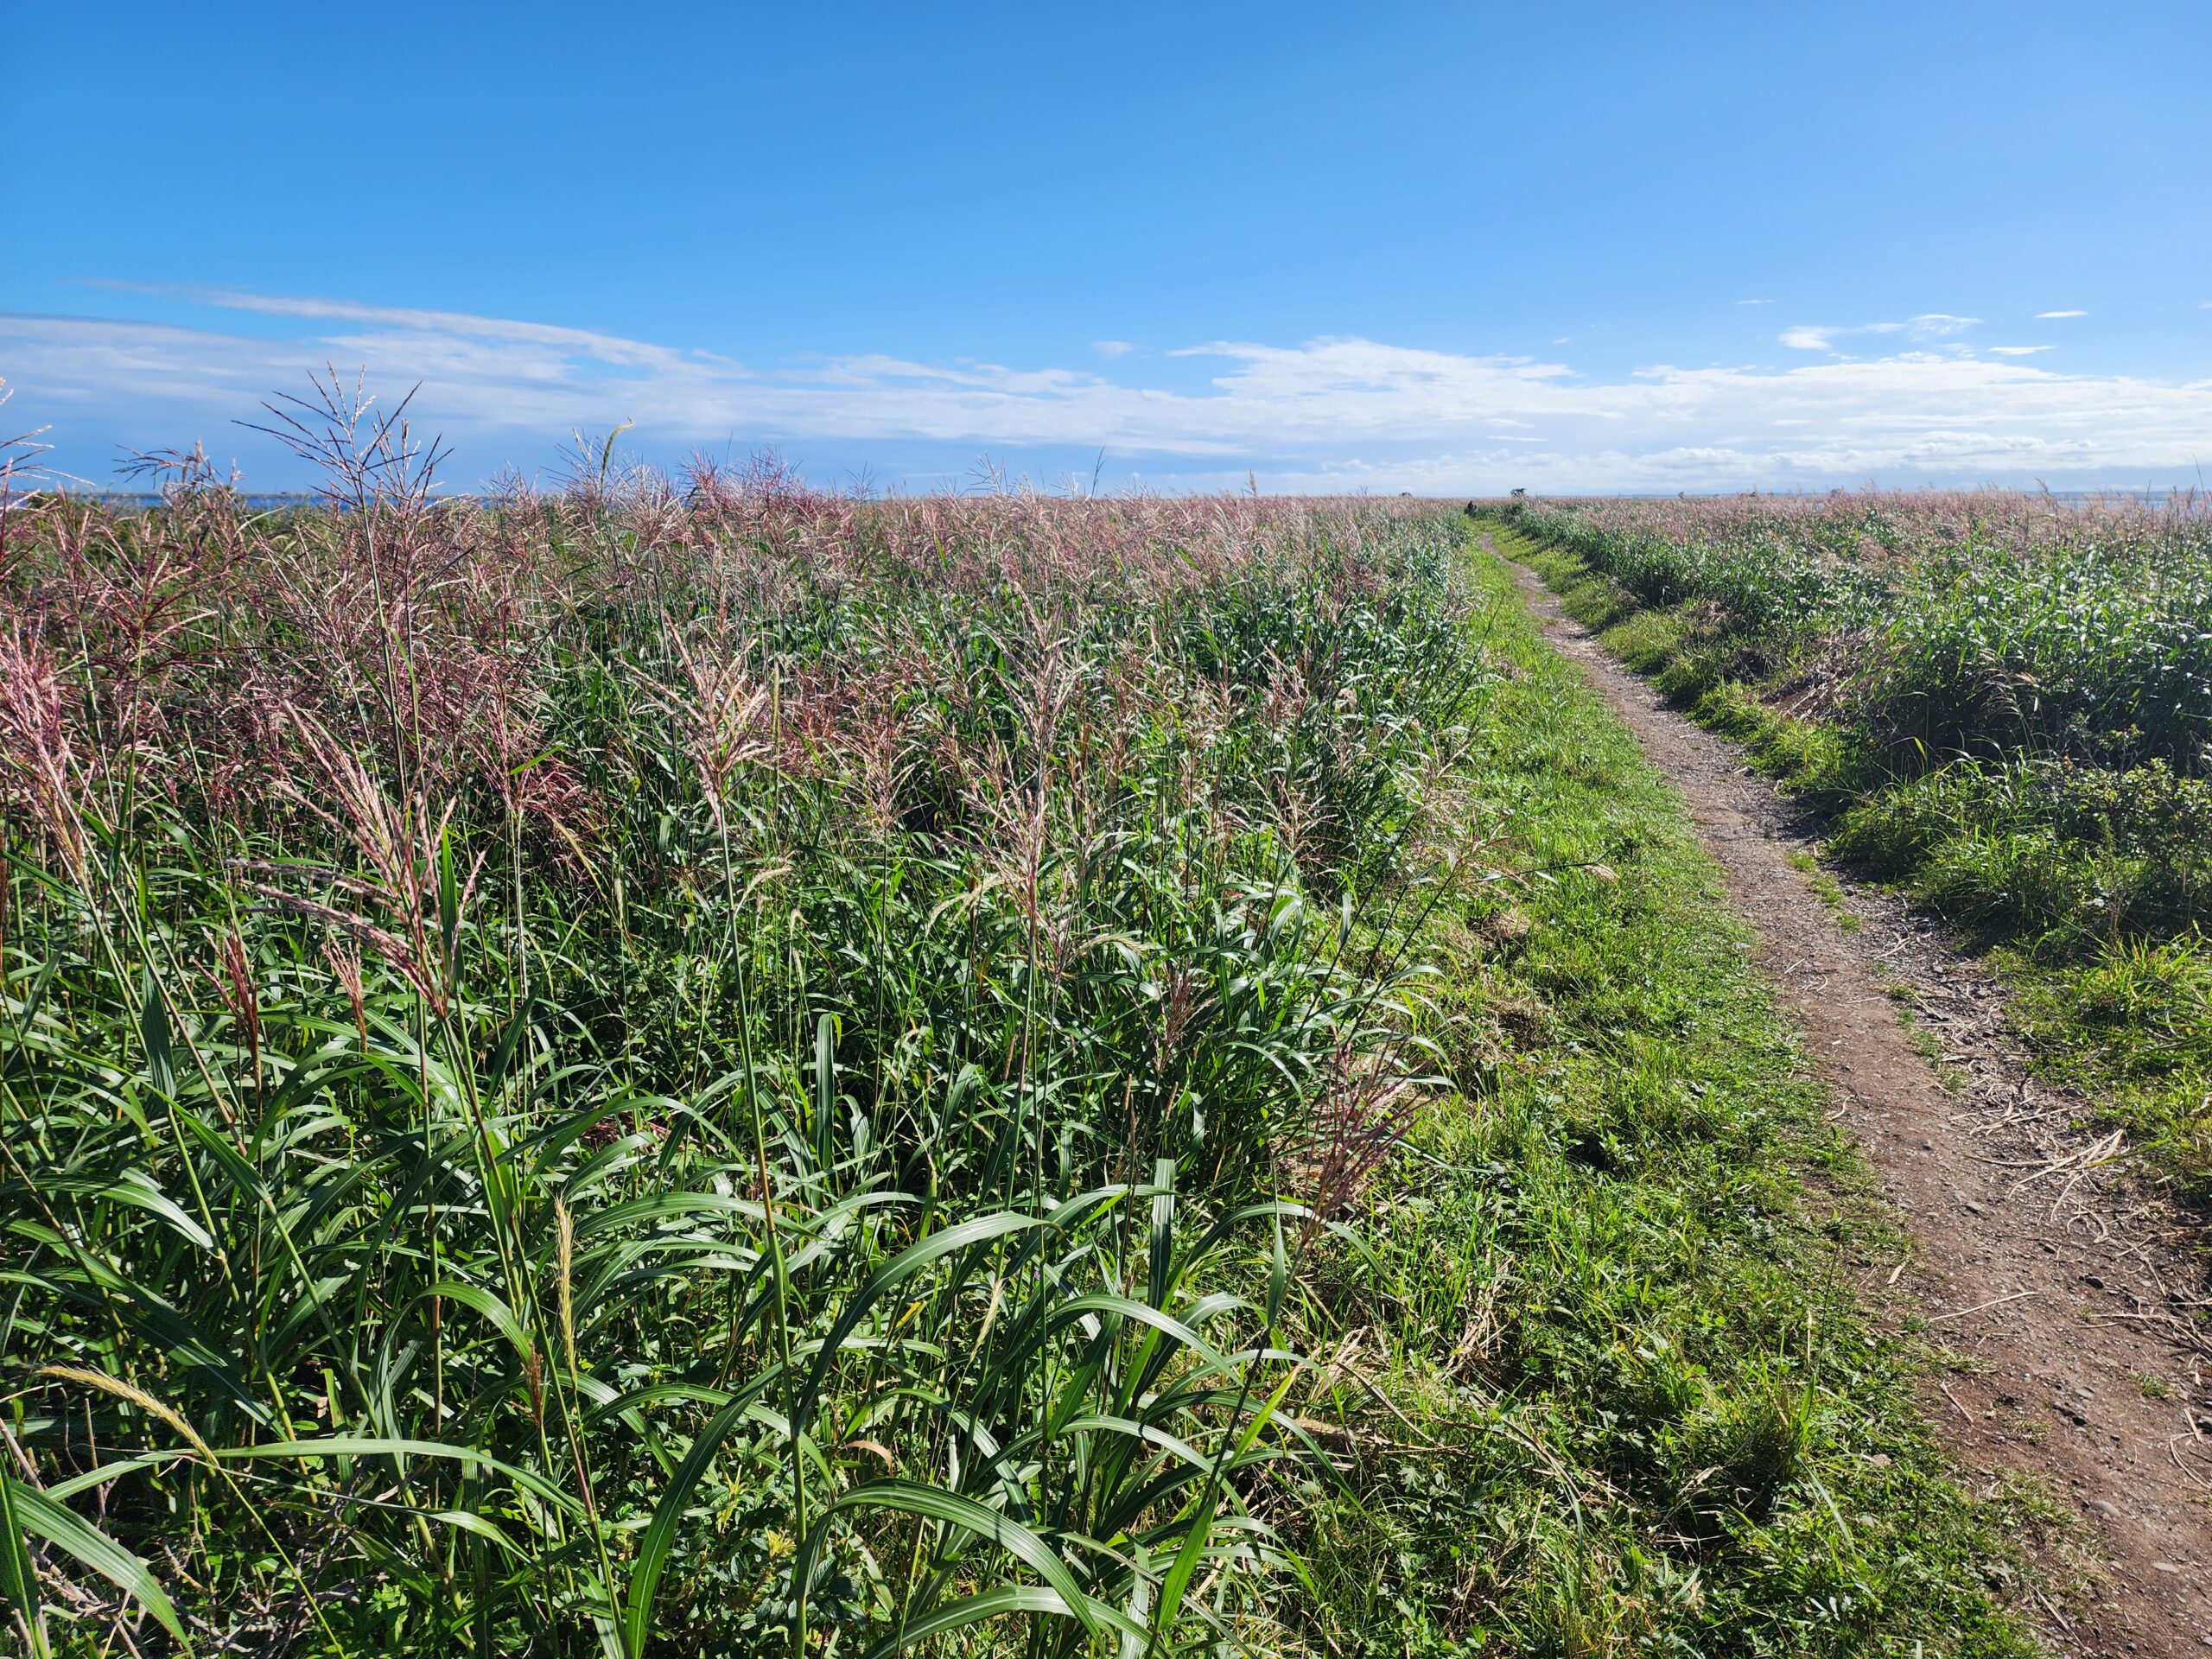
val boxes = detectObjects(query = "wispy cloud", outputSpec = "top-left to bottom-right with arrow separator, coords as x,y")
1782,313 -> 1980,353
1735,298 -> 1772,306
86,280 -> 739,371
1988,345 -> 2054,357
2036,309 -> 2088,319
6,287 -> 2210,493
1091,340 -> 1135,358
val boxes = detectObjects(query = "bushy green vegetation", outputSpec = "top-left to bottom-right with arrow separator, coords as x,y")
0,404 -> 2028,1656
1,423 -> 1472,1655
1485,492 -> 2212,1187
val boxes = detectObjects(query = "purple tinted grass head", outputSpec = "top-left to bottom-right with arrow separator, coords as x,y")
0,624 -> 90,881
243,367 -> 450,516
114,438 -> 237,502
3,374 -> 1451,906
0,381 -> 53,580
322,933 -> 368,1046
263,707 -> 486,1016
661,626 -> 773,836
1294,1042 -> 1418,1248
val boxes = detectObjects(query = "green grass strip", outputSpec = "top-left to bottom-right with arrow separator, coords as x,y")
1288,535 -> 2045,1656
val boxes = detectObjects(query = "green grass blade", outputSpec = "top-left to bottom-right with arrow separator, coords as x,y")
3,1475 -> 186,1645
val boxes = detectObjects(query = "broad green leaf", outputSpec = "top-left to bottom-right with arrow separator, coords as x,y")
861,1584 -> 1141,1659
800,1479 -> 1099,1637
4,1475 -> 184,1644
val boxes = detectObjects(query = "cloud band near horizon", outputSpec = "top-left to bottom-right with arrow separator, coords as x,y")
4,287 -> 2209,494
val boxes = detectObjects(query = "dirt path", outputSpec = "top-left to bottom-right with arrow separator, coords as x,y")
1489,537 -> 2212,1656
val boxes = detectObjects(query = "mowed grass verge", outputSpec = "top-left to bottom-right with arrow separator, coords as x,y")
1287,537 -> 2039,1656
1490,517 -> 2212,1199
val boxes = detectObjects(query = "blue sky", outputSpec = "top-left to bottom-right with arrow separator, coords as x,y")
6,1 -> 2210,494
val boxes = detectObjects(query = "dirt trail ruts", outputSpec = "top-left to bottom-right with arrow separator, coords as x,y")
1489,536 -> 2212,1656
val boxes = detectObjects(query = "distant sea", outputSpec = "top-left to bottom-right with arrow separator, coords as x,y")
24,486 -> 2210,510
64,493 -> 392,511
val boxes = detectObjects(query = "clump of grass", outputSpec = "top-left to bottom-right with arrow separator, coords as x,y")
2006,938 -> 2212,1185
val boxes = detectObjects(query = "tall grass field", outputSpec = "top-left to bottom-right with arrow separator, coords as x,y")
1487,492 -> 2212,1190
3,396 -> 2037,1655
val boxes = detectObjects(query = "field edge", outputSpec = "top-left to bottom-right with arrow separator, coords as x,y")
1287,530 -> 2051,1655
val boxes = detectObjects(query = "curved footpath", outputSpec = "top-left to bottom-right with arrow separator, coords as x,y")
1488,534 -> 2212,1657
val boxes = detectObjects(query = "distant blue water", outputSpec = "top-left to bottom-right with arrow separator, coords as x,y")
41,486 -> 2212,512
57,493 -> 474,512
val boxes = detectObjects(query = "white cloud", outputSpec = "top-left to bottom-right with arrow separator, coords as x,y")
86,280 -> 738,372
2036,309 -> 2088,319
1988,346 -> 2054,356
1735,298 -> 1772,306
6,288 -> 2211,493
1091,340 -> 1135,358
1783,313 -> 1981,353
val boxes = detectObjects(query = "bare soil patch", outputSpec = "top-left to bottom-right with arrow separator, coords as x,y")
1491,536 -> 2212,1656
